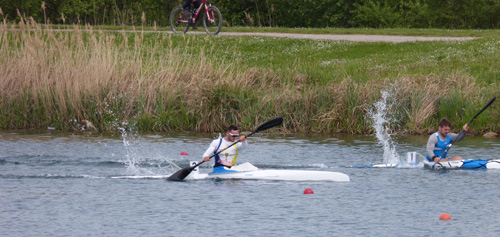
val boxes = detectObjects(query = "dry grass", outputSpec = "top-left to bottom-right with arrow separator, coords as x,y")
1,17 -> 498,134
0,17 -> 286,132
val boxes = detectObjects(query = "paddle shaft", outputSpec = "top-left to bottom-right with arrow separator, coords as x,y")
439,97 -> 496,158
167,117 -> 283,181
191,118 -> 281,169
465,97 -> 496,126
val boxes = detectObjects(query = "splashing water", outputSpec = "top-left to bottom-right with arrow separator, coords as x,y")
104,100 -> 178,175
370,90 -> 401,164
118,125 -> 179,176
119,126 -> 152,176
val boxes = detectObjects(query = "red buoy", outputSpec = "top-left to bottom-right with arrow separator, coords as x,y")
439,213 -> 451,220
180,151 -> 188,155
303,188 -> 314,194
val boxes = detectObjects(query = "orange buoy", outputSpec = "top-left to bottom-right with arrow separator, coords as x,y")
439,213 -> 451,220
180,151 -> 188,155
303,188 -> 314,194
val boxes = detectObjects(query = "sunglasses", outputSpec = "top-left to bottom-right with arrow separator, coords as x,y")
229,132 -> 239,137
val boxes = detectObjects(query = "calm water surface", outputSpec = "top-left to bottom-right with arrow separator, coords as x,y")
1,130 -> 500,236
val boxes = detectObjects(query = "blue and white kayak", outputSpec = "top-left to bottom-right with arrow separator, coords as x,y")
352,152 -> 500,170
423,159 -> 500,170
353,160 -> 500,170
187,162 -> 350,182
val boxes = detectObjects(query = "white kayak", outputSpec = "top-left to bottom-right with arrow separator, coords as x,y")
352,162 -> 421,168
351,152 -> 422,168
112,162 -> 349,181
187,162 -> 350,182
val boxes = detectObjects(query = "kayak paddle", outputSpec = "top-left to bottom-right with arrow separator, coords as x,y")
167,117 -> 283,181
440,96 -> 496,158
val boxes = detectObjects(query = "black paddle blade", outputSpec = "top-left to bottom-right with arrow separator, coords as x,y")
167,167 -> 194,181
254,117 -> 283,133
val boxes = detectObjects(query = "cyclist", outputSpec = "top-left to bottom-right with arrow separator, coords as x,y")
183,1 -> 201,16
183,0 -> 201,29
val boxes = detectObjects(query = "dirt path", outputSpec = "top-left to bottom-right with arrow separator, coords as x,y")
216,32 -> 477,43
39,28 -> 478,42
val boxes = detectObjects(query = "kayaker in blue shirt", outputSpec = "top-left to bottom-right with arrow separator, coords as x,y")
202,125 -> 247,173
426,118 -> 468,163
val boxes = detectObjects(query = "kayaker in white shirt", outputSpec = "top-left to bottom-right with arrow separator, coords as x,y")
202,125 -> 247,173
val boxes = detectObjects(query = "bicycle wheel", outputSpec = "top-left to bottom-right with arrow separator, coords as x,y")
202,6 -> 222,35
169,6 -> 189,34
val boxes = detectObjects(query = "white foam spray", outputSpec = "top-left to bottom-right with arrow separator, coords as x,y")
102,98 -> 178,176
370,90 -> 401,164
118,125 -> 179,176
119,126 -> 152,176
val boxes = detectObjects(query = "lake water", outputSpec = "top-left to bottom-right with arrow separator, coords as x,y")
1,130 -> 500,236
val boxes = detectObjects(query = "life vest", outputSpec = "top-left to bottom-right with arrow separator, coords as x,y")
213,138 -> 239,167
426,132 -> 452,161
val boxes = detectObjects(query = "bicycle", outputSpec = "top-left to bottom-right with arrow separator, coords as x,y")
169,0 -> 222,35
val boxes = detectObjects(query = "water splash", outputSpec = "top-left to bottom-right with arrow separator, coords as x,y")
118,125 -> 179,176
101,101 -> 150,175
370,90 -> 401,164
118,126 -> 150,176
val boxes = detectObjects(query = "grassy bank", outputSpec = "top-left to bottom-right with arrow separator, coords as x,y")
1,20 -> 499,134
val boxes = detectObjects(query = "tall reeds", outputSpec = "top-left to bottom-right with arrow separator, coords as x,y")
1,18 -> 498,134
